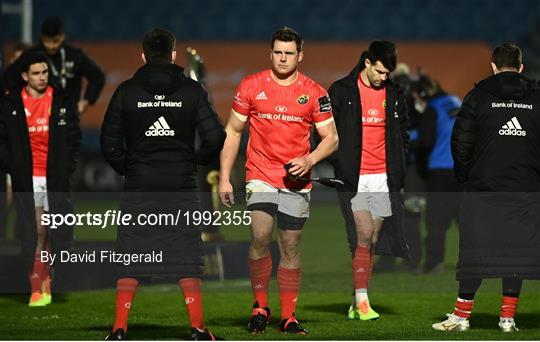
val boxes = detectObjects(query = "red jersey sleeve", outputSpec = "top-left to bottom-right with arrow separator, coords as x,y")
311,84 -> 333,125
232,77 -> 252,118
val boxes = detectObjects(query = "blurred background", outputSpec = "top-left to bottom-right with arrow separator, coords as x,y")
2,0 -> 540,274
3,0 -> 540,192
2,3 -> 540,339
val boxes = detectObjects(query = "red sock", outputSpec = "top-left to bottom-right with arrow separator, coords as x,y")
29,253 -> 46,294
500,296 -> 519,318
353,245 -> 371,290
453,297 -> 474,319
248,254 -> 272,308
113,278 -> 138,332
42,262 -> 51,294
277,266 -> 301,320
179,278 -> 204,329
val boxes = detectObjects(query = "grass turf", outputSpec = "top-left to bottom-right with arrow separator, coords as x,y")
1,202 -> 539,340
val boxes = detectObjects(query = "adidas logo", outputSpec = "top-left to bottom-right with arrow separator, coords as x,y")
145,116 -> 175,137
255,91 -> 268,100
499,117 -> 526,136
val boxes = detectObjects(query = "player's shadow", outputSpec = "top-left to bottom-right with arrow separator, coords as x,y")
303,302 -> 397,316
0,293 -> 69,304
0,294 -> 28,304
468,313 -> 540,330
87,324 -> 191,340
205,316 -> 246,327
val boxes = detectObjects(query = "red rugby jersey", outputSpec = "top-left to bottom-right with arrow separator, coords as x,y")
358,76 -> 387,175
233,70 -> 333,189
22,86 -> 53,177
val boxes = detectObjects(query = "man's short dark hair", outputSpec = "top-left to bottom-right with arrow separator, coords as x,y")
41,17 -> 64,37
20,51 -> 49,72
142,28 -> 176,63
365,40 -> 397,72
271,27 -> 303,53
492,43 -> 522,70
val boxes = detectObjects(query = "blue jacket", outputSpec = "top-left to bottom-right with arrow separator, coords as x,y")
420,93 -> 461,170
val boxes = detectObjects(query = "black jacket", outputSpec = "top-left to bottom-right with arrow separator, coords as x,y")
2,42 -> 105,105
452,72 -> 540,191
0,86 -> 81,193
0,85 -> 81,265
328,58 -> 410,258
101,62 -> 226,191
451,72 -> 540,279
100,62 -> 225,278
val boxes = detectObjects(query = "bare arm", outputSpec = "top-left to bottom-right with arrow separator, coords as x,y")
218,110 -> 247,207
288,119 -> 339,177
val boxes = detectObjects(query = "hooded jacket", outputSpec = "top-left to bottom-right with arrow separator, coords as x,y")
328,58 -> 410,258
101,62 -> 226,191
100,62 -> 226,278
451,72 -> 540,279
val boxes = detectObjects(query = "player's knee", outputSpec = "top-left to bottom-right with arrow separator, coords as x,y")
250,236 -> 271,254
356,229 -> 373,246
278,236 -> 300,258
279,243 -> 299,261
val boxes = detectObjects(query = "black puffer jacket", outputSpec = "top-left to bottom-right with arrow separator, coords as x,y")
100,62 -> 226,278
328,57 -> 410,258
452,72 -> 540,279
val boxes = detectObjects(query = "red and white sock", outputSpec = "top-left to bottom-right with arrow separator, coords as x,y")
179,278 -> 204,329
453,297 -> 474,319
353,245 -> 371,305
248,254 -> 272,308
113,278 -> 138,332
500,296 -> 519,318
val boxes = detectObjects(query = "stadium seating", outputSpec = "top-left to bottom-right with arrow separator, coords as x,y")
2,0 -> 540,42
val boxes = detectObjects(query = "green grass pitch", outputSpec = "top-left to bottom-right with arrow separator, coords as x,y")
1,203 -> 539,339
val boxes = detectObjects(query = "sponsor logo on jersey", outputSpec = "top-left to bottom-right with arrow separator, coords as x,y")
275,105 -> 288,113
499,117 -> 526,136
318,95 -> 332,112
145,116 -> 175,137
154,94 -> 165,100
368,108 -> 379,116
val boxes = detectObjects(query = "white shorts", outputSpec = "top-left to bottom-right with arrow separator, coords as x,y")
33,176 -> 49,211
246,179 -> 310,218
351,173 -> 392,218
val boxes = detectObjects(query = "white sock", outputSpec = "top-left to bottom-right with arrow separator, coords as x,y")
355,288 -> 369,305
